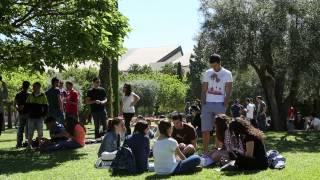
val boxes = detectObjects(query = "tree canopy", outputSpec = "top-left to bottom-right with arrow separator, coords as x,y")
195,0 -> 320,130
0,0 -> 130,71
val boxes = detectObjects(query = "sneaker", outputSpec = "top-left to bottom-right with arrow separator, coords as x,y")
220,160 -> 237,171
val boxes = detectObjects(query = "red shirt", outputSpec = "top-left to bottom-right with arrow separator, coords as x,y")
65,89 -> 79,115
73,124 -> 86,146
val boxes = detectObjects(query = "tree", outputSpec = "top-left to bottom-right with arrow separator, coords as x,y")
177,62 -> 184,81
197,0 -> 320,130
127,64 -> 153,74
111,60 -> 120,116
0,0 -> 130,71
160,63 -> 178,75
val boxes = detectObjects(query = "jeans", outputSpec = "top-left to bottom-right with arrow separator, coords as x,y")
92,110 -> 107,139
257,114 -> 267,131
17,114 -> 28,146
44,140 -> 82,152
49,110 -> 65,125
173,155 -> 201,174
28,118 -> 44,141
123,113 -> 134,135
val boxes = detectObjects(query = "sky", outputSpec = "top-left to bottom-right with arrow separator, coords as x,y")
119,0 -> 202,52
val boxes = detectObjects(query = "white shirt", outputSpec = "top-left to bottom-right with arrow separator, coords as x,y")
153,138 -> 179,175
246,103 -> 256,119
311,118 -> 320,130
202,67 -> 233,102
122,92 -> 137,113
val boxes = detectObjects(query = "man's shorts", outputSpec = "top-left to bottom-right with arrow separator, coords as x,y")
201,102 -> 226,132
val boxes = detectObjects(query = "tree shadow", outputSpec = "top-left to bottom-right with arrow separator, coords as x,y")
265,132 -> 320,153
0,139 -> 16,143
145,174 -> 171,180
0,148 -> 87,175
221,170 -> 262,176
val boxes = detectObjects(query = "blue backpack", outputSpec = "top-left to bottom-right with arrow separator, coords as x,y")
110,145 -> 137,175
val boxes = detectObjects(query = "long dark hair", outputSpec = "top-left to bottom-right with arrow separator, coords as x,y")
124,83 -> 132,96
133,121 -> 149,135
107,118 -> 122,133
215,114 -> 229,143
229,118 -> 264,141
65,117 -> 86,136
158,120 -> 172,138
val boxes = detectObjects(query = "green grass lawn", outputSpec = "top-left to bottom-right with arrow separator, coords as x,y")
1,126 -> 320,180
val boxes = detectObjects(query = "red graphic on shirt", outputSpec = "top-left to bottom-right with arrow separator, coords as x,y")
208,73 -> 223,95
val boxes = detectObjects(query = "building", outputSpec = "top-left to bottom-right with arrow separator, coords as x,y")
119,46 -> 192,73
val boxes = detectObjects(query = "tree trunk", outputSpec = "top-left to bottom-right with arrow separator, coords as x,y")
99,58 -> 113,118
255,68 -> 283,130
111,59 -> 119,116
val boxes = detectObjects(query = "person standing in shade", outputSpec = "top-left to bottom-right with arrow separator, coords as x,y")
65,81 -> 79,120
26,82 -> 48,149
46,77 -> 64,124
58,80 -> 67,114
230,99 -> 243,119
201,54 -> 233,153
0,75 -> 8,135
256,96 -> 267,131
85,77 -> 108,139
245,98 -> 257,127
15,81 -> 30,148
120,83 -> 140,135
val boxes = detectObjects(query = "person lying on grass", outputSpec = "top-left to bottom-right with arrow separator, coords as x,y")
98,118 -> 125,157
153,120 -> 202,175
171,113 -> 197,157
202,114 -> 244,167
41,117 -> 86,152
222,118 -> 268,171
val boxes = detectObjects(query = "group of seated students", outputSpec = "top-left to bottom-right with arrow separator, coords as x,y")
39,116 -> 86,152
205,115 -> 268,171
97,112 -> 269,175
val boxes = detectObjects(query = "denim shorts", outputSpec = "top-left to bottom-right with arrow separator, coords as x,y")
201,102 -> 226,132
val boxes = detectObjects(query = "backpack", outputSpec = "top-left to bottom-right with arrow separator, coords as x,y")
110,145 -> 136,175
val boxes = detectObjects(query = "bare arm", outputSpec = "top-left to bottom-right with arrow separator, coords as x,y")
131,94 -> 140,106
201,82 -> 208,105
100,98 -> 108,105
58,94 -> 64,112
175,147 -> 186,160
245,141 -> 254,157
224,82 -> 232,108
85,97 -> 96,105
190,139 -> 197,149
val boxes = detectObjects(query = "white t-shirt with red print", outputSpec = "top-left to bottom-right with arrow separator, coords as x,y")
202,67 -> 233,103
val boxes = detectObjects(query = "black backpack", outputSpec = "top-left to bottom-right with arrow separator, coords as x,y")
110,145 -> 137,175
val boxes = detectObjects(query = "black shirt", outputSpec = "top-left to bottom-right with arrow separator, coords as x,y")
86,87 -> 107,113
192,113 -> 201,129
231,104 -> 243,118
14,90 -> 30,114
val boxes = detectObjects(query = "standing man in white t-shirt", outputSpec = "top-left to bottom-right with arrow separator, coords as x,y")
245,98 -> 257,127
201,54 -> 233,153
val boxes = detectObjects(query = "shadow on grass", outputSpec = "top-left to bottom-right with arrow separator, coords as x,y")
265,131 -> 320,153
221,170 -> 261,176
0,148 -> 87,175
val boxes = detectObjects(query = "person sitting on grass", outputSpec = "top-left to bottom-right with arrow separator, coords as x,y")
309,113 -> 320,131
171,113 -> 197,157
153,120 -> 201,175
202,114 -> 244,167
41,117 -> 86,152
45,116 -> 69,143
223,118 -> 268,171
125,121 -> 150,174
98,118 -> 124,157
